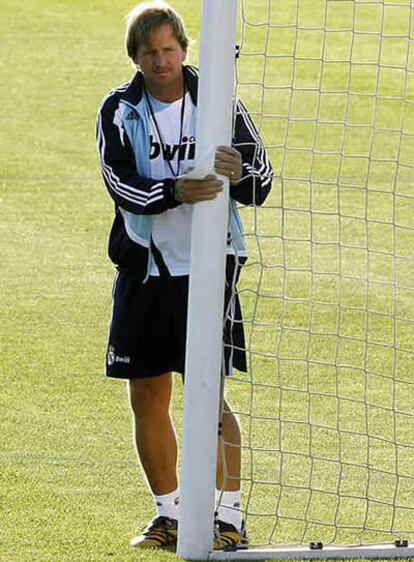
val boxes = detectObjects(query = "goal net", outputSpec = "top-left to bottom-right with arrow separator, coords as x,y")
217,0 -> 414,556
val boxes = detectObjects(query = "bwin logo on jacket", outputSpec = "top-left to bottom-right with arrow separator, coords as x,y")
149,135 -> 196,162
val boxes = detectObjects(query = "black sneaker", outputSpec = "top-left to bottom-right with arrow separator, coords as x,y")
130,516 -> 178,548
213,519 -> 249,551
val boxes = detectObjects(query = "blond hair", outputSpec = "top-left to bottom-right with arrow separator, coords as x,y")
125,1 -> 189,63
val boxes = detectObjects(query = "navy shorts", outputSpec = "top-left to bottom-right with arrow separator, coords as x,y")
106,271 -> 247,379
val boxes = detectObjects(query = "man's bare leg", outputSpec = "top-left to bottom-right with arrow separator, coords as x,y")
129,376 -> 241,494
215,398 -> 244,542
128,372 -> 178,495
129,376 -> 242,531
216,399 -> 241,491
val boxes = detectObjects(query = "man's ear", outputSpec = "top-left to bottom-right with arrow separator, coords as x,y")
132,50 -> 141,67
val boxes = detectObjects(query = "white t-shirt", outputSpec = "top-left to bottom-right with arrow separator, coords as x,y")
147,91 -> 196,276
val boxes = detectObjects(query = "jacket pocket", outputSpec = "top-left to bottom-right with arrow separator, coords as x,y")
108,210 -> 148,280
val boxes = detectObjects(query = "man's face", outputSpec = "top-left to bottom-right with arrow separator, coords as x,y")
135,23 -> 186,99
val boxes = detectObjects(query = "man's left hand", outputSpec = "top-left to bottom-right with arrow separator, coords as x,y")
214,146 -> 242,184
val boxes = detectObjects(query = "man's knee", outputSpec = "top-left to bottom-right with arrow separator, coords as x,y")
128,372 -> 172,418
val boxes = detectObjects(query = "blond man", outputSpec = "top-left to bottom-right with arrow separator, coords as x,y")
96,0 -> 272,550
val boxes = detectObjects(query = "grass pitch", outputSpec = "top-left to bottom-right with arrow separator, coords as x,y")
1,1 -> 413,561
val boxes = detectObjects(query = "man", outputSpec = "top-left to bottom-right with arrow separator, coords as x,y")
96,0 -> 272,551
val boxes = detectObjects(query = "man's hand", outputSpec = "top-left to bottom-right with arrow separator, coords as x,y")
174,174 -> 223,204
214,146 -> 243,183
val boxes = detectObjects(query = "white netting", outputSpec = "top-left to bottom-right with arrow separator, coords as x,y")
222,0 -> 414,550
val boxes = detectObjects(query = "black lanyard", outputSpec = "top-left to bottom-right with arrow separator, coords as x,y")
145,86 -> 187,178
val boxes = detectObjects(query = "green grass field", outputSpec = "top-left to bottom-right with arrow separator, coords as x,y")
1,1 -> 413,561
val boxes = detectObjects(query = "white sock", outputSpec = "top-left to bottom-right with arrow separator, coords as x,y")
215,489 -> 242,531
154,489 -> 180,520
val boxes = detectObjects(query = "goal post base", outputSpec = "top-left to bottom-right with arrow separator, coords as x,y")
209,544 -> 414,561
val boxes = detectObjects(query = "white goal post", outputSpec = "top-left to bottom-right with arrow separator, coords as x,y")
177,1 -> 238,560
178,0 -> 414,560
